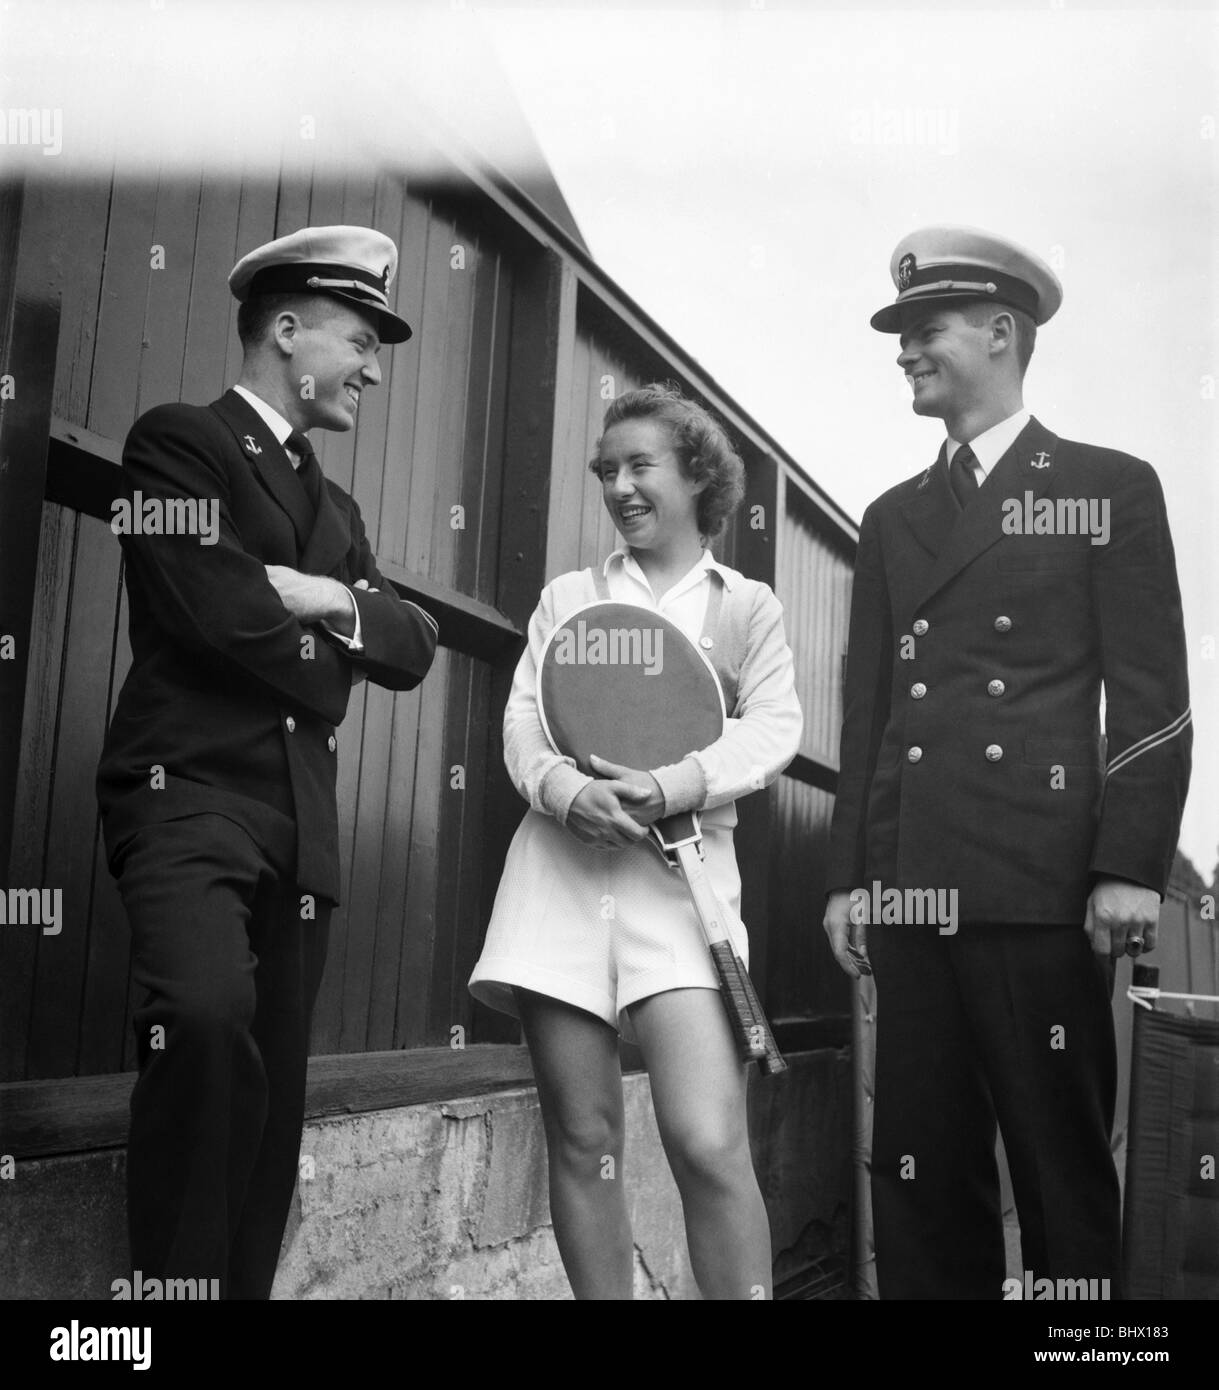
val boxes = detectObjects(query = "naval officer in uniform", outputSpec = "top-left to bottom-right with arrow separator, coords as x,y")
822,227 -> 1191,1299
97,226 -> 439,1298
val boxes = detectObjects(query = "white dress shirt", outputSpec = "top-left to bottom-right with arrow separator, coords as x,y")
232,384 -> 362,650
946,406 -> 1031,484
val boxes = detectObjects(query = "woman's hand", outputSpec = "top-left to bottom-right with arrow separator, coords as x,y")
588,756 -> 666,826
566,779 -> 652,849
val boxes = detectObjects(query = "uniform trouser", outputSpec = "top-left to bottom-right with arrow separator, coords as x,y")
869,922 -> 1122,1300
112,813 -> 330,1300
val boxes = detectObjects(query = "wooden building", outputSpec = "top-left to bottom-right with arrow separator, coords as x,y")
0,122 -> 860,1296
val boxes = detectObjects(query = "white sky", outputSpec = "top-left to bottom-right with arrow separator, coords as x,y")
3,0 -> 1215,875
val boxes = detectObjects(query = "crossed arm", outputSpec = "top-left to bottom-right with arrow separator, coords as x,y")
121,406 -> 437,723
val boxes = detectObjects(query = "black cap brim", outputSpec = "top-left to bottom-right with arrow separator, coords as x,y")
871,288 -> 1020,334
327,290 -> 412,344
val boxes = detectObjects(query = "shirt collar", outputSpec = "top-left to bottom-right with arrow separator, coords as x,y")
232,385 -> 295,448
946,407 -> 1030,480
604,547 -> 735,599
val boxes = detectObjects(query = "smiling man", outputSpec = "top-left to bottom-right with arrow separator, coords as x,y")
822,226 -> 1191,1299
96,226 -> 439,1299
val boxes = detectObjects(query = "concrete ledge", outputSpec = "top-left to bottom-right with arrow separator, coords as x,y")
0,1048 -> 851,1300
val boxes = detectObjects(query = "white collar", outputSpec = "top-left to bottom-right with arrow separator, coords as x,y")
947,407 -> 1031,480
604,547 -> 735,601
232,385 -> 295,448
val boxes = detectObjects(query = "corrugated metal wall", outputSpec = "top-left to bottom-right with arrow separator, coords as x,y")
779,485 -> 855,770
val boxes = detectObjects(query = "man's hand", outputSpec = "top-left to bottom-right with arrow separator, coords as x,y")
265,565 -> 355,633
566,780 -> 652,850
823,889 -> 871,979
588,755 -> 665,826
1084,878 -> 1160,958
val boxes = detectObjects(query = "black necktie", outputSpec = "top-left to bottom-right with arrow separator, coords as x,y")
949,444 -> 980,509
286,430 -> 322,512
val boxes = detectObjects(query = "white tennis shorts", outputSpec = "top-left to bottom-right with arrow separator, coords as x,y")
468,808 -> 750,1040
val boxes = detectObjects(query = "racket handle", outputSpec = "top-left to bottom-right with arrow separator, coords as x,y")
736,954 -> 788,1077
709,940 -> 788,1076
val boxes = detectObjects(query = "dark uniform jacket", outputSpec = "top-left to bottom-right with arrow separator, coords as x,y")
97,389 -> 437,904
827,416 -> 1191,924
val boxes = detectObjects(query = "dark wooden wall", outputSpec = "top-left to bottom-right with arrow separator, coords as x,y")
1,151 -> 860,1085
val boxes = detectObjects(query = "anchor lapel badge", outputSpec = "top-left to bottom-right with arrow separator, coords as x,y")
242,434 -> 263,457
1030,450 -> 1051,470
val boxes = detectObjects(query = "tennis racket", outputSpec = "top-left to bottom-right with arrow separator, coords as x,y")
537,599 -> 786,1075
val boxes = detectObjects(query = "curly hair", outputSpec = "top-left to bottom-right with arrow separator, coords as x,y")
589,383 -> 746,540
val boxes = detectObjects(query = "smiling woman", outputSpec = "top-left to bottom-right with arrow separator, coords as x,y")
589,383 -> 745,544
469,382 -> 803,1300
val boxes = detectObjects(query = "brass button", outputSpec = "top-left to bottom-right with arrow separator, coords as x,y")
285,716 -> 296,733
912,619 -> 929,636
328,735 -> 337,752
994,615 -> 1012,633
911,682 -> 927,699
907,746 -> 923,763
985,744 -> 1003,762
987,679 -> 1006,697
699,636 -> 714,650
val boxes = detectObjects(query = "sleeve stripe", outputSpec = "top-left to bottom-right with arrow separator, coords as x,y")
1106,708 -> 1191,778
406,599 -> 440,637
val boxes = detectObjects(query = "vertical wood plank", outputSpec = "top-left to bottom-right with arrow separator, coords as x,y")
544,324 -> 587,582
1,504 -> 76,1082
18,170 -> 113,425
181,175 -> 246,405
138,171 -> 202,413
0,186 -> 60,880
26,518 -> 123,1079
393,648 -> 448,1048
87,178 -> 160,442
375,184 -> 428,566
222,168 -> 281,390
77,562 -> 134,1075
468,253 -> 512,606
402,204 -> 455,580
426,208 -> 477,593
369,680 -> 424,1051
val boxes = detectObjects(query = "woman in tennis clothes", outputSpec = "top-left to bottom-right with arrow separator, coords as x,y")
469,384 -> 802,1299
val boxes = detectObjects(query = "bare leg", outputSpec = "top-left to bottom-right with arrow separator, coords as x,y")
514,988 -> 632,1300
628,987 -> 772,1299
